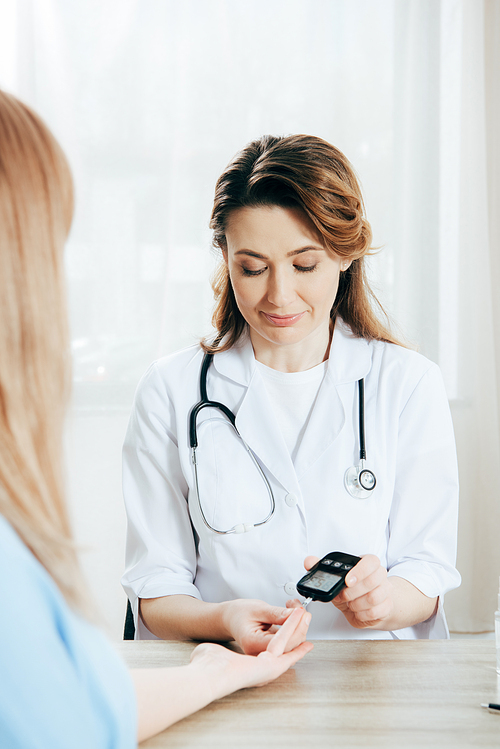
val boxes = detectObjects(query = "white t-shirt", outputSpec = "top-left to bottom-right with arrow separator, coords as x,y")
255,359 -> 328,462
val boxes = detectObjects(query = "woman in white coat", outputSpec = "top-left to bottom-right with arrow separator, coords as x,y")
122,134 -> 461,649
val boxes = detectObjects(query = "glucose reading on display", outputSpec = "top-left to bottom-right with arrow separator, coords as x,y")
296,551 -> 362,603
304,569 -> 343,593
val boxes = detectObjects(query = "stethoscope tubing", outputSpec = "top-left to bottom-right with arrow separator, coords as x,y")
189,354 -> 237,448
358,379 -> 366,461
189,352 -> 376,534
190,353 -> 275,534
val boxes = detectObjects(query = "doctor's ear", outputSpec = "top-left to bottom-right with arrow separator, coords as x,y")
340,259 -> 352,272
221,247 -> 228,265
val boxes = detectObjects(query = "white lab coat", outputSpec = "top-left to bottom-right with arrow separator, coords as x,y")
122,320 -> 461,640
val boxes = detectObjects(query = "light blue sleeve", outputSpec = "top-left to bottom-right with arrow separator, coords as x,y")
0,517 -> 137,749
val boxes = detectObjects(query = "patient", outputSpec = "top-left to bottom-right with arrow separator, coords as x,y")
0,89 -> 312,747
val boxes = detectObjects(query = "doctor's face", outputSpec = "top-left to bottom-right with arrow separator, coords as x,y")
223,205 -> 345,368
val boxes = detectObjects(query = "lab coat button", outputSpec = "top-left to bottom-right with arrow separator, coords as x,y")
284,582 -> 297,596
285,493 -> 298,507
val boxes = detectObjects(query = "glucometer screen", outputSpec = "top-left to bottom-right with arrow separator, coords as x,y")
305,570 -> 342,593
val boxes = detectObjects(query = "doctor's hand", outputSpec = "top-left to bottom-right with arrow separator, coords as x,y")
288,557 -> 439,632
190,607 -> 313,694
291,554 -> 395,629
221,598 -> 312,655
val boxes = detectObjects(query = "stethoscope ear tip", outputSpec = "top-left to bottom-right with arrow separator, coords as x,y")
232,523 -> 255,534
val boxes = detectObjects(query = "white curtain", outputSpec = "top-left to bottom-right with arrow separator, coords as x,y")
442,0 -> 500,631
0,0 -> 498,636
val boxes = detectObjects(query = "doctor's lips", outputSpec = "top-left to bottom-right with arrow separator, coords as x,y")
262,312 -> 306,326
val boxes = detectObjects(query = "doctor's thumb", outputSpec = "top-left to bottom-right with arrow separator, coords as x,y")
269,606 -> 295,624
304,555 -> 320,571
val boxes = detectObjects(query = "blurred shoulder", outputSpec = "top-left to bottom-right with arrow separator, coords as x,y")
0,515 -> 38,576
0,515 -> 65,632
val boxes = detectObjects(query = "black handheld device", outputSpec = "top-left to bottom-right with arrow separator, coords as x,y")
296,551 -> 361,602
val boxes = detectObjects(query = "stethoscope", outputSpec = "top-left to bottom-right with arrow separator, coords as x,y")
189,353 -> 275,535
343,379 -> 377,498
189,353 -> 376,535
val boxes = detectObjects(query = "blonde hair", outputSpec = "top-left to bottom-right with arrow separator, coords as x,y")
0,90 -> 87,612
204,134 -> 402,352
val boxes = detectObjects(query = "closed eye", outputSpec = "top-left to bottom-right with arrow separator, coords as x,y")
240,263 -> 318,276
241,266 -> 266,276
294,264 -> 318,273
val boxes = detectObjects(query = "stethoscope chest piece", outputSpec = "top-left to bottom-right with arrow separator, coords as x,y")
344,461 -> 377,499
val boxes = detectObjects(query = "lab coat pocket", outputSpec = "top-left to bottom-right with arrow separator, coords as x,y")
191,416 -> 274,534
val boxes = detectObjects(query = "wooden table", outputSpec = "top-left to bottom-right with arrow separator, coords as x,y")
117,639 -> 500,748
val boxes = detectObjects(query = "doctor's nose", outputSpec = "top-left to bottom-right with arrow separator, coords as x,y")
266,270 -> 296,308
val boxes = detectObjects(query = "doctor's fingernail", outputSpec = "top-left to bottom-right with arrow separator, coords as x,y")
346,576 -> 357,586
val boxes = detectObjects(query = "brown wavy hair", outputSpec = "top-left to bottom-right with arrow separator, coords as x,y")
203,134 -> 401,353
0,90 -> 89,614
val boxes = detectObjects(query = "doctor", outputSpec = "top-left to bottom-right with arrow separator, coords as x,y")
122,134 -> 460,650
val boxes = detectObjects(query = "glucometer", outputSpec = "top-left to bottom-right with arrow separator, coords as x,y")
296,551 -> 361,604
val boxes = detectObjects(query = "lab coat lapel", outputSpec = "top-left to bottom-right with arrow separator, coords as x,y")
234,370 -> 299,495
292,373 -> 345,480
211,322 -> 372,490
213,336 -> 299,494
292,321 -> 372,480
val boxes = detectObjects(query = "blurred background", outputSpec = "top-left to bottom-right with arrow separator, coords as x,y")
0,0 -> 498,639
